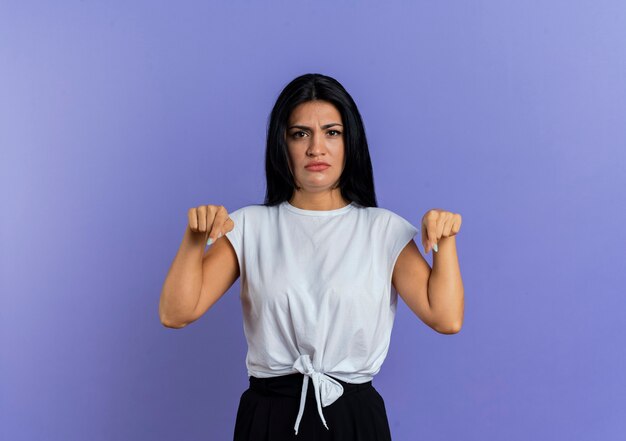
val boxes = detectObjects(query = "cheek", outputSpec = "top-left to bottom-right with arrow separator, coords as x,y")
287,152 -> 299,168
333,145 -> 345,162
286,150 -> 302,174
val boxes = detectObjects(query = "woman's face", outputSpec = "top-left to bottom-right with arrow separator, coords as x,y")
285,100 -> 345,193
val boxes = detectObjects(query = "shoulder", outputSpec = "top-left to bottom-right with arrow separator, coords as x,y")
356,205 -> 414,225
358,205 -> 419,239
227,203 -> 279,225
228,203 -> 270,216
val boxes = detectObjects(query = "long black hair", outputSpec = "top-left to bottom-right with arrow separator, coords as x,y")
263,73 -> 378,208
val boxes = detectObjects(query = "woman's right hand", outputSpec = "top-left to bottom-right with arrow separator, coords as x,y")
187,205 -> 234,246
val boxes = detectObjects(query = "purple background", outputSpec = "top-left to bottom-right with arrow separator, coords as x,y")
1,1 -> 625,440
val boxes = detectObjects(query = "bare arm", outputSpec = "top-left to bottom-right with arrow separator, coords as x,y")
427,235 -> 464,332
159,205 -> 238,328
392,239 -> 437,330
393,227 -> 464,334
159,227 -> 205,328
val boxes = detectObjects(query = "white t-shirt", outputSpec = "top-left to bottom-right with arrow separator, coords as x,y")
223,199 -> 419,434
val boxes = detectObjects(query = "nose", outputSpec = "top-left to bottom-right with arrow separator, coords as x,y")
306,132 -> 326,157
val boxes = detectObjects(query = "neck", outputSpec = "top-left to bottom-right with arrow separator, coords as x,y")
288,189 -> 349,211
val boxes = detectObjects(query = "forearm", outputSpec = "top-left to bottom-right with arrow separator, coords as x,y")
428,236 -> 464,333
159,227 -> 206,328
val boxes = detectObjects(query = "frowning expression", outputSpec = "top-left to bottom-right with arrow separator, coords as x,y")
285,100 -> 345,192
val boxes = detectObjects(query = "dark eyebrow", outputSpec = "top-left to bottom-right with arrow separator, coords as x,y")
288,123 -> 343,130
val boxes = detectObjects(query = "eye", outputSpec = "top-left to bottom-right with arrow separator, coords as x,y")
292,131 -> 307,138
328,130 -> 341,136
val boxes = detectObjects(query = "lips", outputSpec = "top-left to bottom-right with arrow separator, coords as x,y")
305,161 -> 330,169
305,163 -> 330,171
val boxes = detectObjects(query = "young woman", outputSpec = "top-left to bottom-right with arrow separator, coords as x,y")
159,73 -> 464,440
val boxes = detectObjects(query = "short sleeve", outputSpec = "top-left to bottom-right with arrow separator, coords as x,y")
385,211 -> 419,275
223,206 -> 245,274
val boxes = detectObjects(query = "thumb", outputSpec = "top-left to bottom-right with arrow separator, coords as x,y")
224,216 -> 235,233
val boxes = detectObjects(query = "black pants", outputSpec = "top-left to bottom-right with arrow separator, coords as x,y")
233,372 -> 393,440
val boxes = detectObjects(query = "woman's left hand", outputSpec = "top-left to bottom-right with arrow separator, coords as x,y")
421,209 -> 462,254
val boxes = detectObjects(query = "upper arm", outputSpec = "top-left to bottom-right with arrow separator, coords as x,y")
182,235 -> 240,326
391,239 -> 436,329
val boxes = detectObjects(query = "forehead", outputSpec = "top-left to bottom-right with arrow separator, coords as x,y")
288,100 -> 341,124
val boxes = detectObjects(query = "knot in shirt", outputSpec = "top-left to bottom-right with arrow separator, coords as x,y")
292,354 -> 344,435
